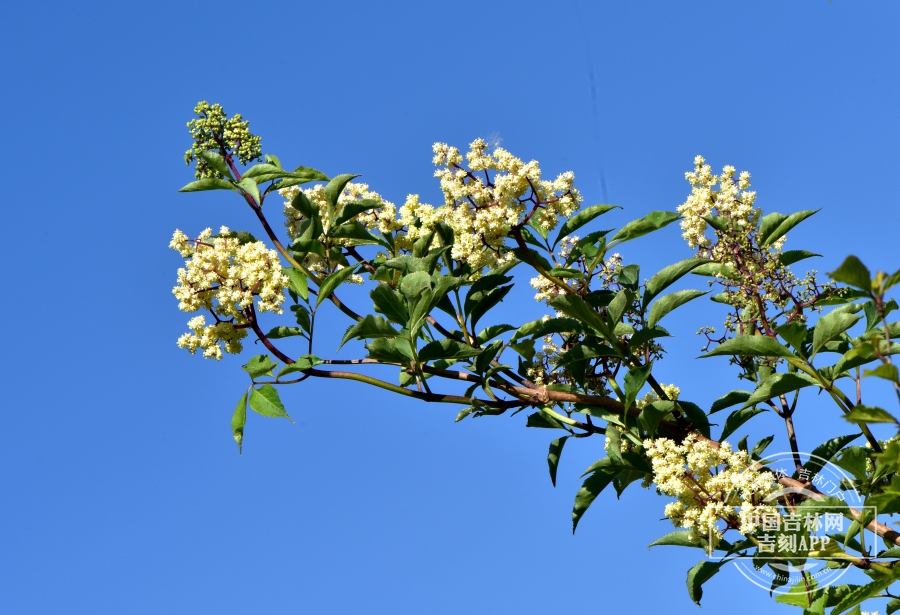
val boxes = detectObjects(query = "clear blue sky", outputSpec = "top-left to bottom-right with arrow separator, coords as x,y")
2,1 -> 898,613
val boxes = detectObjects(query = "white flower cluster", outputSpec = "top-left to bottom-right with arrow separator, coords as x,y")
677,156 -> 759,250
280,140 -> 580,274
170,227 -> 289,359
432,139 -> 581,270
644,434 -> 781,544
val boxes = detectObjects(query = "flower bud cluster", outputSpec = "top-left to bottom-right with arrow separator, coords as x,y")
184,102 -> 262,179
644,435 -> 781,543
169,227 -> 289,359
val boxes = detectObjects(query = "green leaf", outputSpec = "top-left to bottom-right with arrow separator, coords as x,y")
710,390 -> 753,414
831,573 -> 898,614
779,250 -> 821,267
628,325 -> 671,351
323,174 -> 361,224
198,150 -> 233,179
242,355 -> 277,379
775,321 -> 809,354
553,204 -> 619,248
750,435 -> 774,459
700,335 -> 797,359
812,308 -> 863,357
282,267 -> 308,301
291,304 -> 311,334
642,258 -> 710,308
548,436 -> 569,487
278,355 -> 323,377
864,363 -> 899,384
334,198 -> 382,227
213,230 -> 259,245
572,459 -> 618,532
623,363 -> 653,411
469,285 -> 513,331
649,531 -> 710,550
887,598 -> 900,615
721,406 -> 767,440
802,434 -> 861,479
556,340 -> 618,366
477,324 -> 516,344
526,412 -> 564,429
265,326 -> 305,339
248,385 -> 292,421
513,317 -> 587,340
759,209 -> 819,247
647,289 -> 707,328
237,177 -> 261,205
549,294 -> 615,343
686,560 -> 724,605
829,256 -> 872,292
330,220 -> 389,248
607,289 -> 633,326
178,178 -> 236,192
610,210 -> 680,244
370,285 -> 408,325
418,339 -> 481,363
743,373 -> 819,407
340,315 -> 400,348
316,266 -> 358,307
691,262 -> 736,278
290,189 -> 318,218
231,391 -> 248,454
844,405 -> 898,424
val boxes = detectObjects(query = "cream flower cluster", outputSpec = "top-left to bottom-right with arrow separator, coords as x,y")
677,156 -> 759,250
170,227 -> 289,359
432,139 -> 582,270
281,140 -> 581,273
644,434 -> 781,544
634,383 -> 681,410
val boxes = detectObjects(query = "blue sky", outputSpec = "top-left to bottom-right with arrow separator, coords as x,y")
2,1 -> 898,613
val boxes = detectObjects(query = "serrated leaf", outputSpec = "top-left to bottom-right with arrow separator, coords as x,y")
323,174 -> 361,223
242,355 -> 277,379
548,294 -> 615,343
178,178 -> 236,192
624,362 -> 653,411
553,204 -> 619,248
572,459 -> 618,532
802,434 -> 861,479
812,309 -> 863,358
278,355 -> 323,377
686,560 -> 724,605
610,210 -> 680,244
334,198 -> 382,227
779,250 -> 821,267
237,177 -> 261,205
513,317 -> 587,340
339,315 -> 400,348
198,150 -> 233,179
265,326 -> 305,339
743,373 -> 819,407
864,363 -> 899,383
829,256 -> 872,292
710,390 -> 753,414
844,405 -> 898,424
643,258 -> 710,308
649,531 -> 708,549
231,391 -> 248,453
248,385 -> 292,421
316,266 -> 358,307
282,267 -> 308,301
647,289 -> 707,327
831,573 -> 898,614
721,406 -> 767,440
548,436 -> 569,487
370,285 -> 408,325
418,339 -> 481,363
700,335 -> 797,359
759,209 -> 819,247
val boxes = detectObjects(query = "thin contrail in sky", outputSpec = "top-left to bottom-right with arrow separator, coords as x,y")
572,0 -> 609,204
